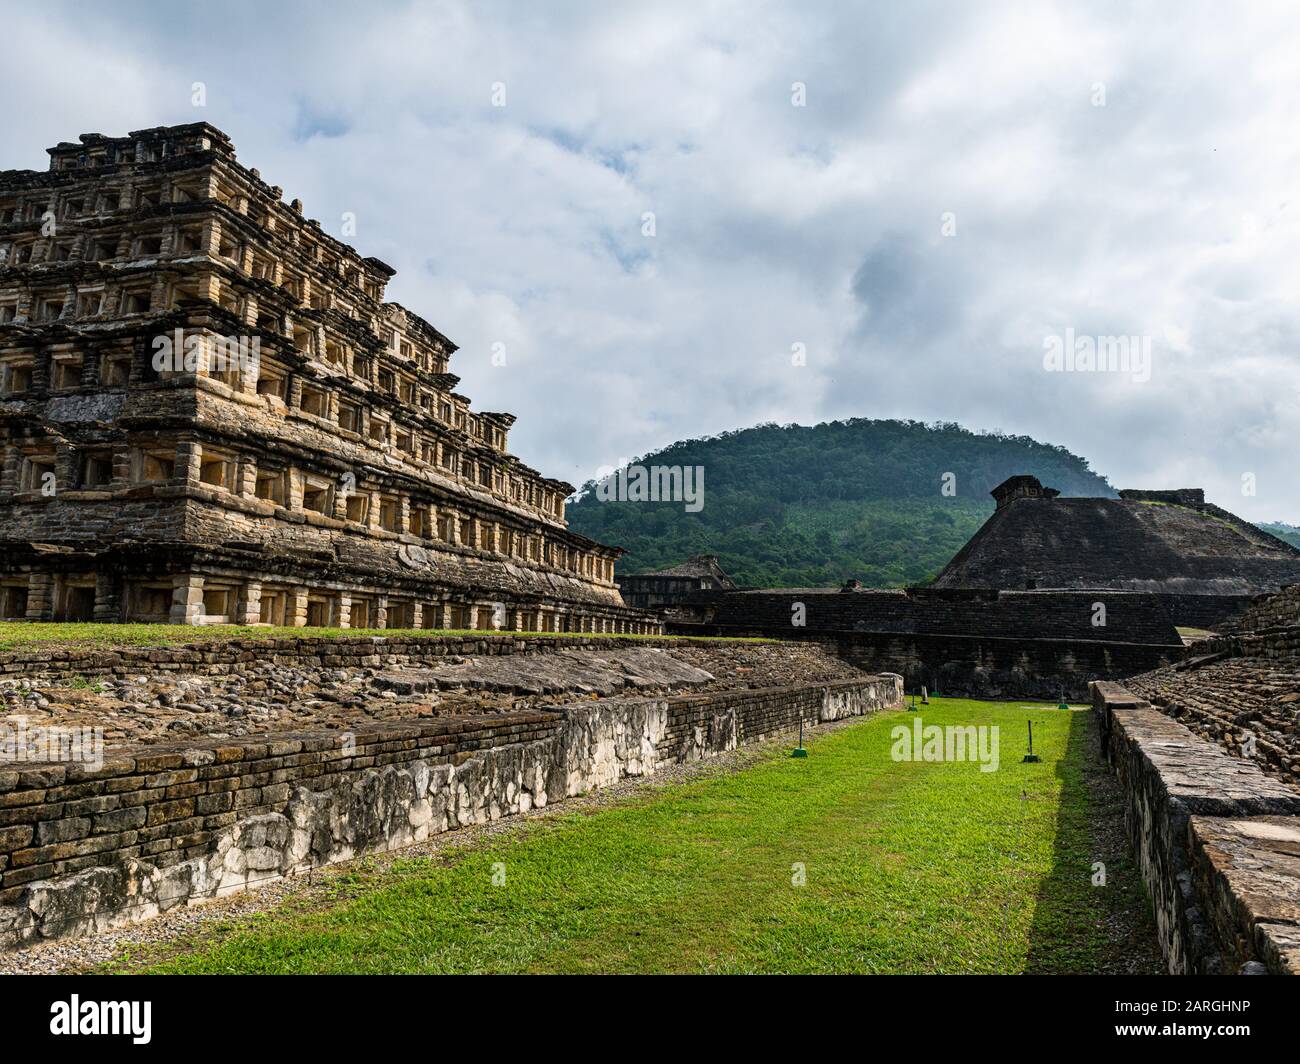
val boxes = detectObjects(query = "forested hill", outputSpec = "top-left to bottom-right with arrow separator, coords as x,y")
566,419 -> 1116,588
1261,523 -> 1300,550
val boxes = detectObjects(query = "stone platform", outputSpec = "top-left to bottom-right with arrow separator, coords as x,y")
1092,680 -> 1300,974
0,637 -> 862,748
0,672 -> 902,950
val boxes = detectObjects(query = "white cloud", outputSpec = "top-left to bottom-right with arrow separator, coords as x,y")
7,0 -> 1300,520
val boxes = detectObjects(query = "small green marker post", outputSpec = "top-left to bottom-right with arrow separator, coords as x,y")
791,717 -> 808,758
909,690 -> 918,712
1022,720 -> 1041,763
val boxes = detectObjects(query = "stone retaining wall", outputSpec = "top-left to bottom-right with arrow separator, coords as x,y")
0,673 -> 902,949
0,633 -> 743,682
1091,680 -> 1300,974
667,626 -> 1181,700
1210,625 -> 1300,663
671,588 -> 1186,643
1221,587 -> 1300,633
831,632 -> 1180,700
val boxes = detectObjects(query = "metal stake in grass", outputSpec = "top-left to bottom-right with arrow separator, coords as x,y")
1057,686 -> 1069,711
1022,719 -> 1041,763
909,689 -> 918,712
791,717 -> 808,758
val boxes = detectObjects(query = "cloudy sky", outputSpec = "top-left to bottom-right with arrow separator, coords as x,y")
8,1 -> 1300,521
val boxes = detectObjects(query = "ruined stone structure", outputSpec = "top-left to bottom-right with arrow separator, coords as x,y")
622,475 -> 1300,638
618,553 -> 737,611
643,476 -> 1300,694
669,586 -> 1183,645
1221,581 -> 1300,634
0,124 -> 658,634
1127,587 -> 1300,788
663,585 -> 1185,699
0,640 -> 902,948
1090,579 -> 1300,973
1092,681 -> 1300,974
603,468 -> 1300,691
934,476 -> 1300,628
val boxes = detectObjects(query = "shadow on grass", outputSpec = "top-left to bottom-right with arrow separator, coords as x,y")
1022,708 -> 1162,974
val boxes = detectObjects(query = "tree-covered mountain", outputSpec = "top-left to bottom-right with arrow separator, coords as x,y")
1261,522 -> 1300,550
567,419 -> 1116,588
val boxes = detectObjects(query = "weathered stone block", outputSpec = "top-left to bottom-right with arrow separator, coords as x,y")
35,817 -> 92,846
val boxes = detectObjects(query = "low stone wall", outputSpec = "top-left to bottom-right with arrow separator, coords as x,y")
668,626 -> 1181,700
1210,624 -> 1300,663
1091,680 -> 1300,974
1221,587 -> 1300,633
831,632 -> 1180,700
672,587 -> 1186,644
0,633 -> 741,682
0,673 -> 902,949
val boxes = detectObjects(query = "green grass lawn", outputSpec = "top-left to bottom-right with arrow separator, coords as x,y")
0,622 -> 764,652
106,698 -> 1160,974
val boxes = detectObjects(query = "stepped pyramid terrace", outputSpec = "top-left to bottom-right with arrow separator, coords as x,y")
931,477 -> 1300,628
0,123 -> 660,633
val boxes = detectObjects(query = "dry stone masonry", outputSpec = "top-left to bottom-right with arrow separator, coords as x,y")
0,634 -> 866,748
933,478 -> 1300,628
1091,582 -> 1300,974
1127,621 -> 1300,787
1222,582 -> 1300,634
0,123 -> 659,635
1092,681 -> 1300,974
1086,580 -> 1300,967
0,669 -> 902,949
670,586 -> 1186,699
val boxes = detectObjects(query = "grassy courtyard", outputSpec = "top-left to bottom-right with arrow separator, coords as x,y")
105,698 -> 1160,975
0,621 -> 760,652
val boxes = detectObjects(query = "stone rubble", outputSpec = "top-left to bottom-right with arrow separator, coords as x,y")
1128,644 -> 1300,787
0,641 -> 864,749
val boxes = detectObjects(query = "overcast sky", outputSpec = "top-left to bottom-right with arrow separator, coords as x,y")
7,1 -> 1300,521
